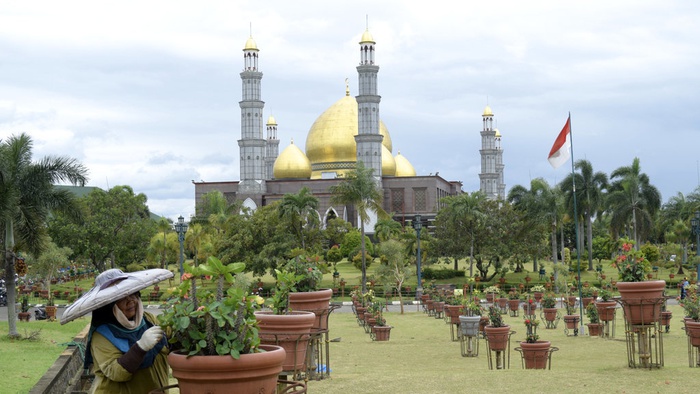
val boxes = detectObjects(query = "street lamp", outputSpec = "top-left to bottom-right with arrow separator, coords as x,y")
691,211 -> 700,283
174,215 -> 189,279
412,214 -> 423,300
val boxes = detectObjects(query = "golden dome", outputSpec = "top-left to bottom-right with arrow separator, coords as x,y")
244,36 -> 258,51
382,145 -> 396,176
273,140 -> 311,179
360,29 -> 375,44
267,115 -> 277,125
394,151 -> 416,177
483,105 -> 493,116
495,129 -> 501,138
305,94 -> 392,179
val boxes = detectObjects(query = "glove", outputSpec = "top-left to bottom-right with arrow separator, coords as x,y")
136,326 -> 163,351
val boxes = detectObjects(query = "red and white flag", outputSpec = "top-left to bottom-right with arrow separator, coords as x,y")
547,116 -> 571,169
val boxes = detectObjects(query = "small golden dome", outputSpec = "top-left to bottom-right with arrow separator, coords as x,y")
360,29 -> 375,44
273,140 -> 311,179
267,115 -> 277,125
495,129 -> 501,138
483,105 -> 493,116
305,94 -> 392,179
243,36 -> 258,51
382,145 -> 396,176
394,151 -> 416,177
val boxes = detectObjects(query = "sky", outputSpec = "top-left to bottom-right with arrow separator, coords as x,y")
1,1 -> 699,222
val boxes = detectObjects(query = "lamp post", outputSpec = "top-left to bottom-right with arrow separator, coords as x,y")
174,215 -> 189,279
691,211 -> 700,284
412,214 -> 423,300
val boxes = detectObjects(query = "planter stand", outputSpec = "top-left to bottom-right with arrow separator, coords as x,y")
485,330 -> 515,370
459,316 -> 482,357
616,297 -> 665,369
600,308 -> 617,339
508,301 -> 520,317
563,315 -> 580,337
305,304 -> 339,381
514,343 -> 559,370
684,320 -> 700,367
540,309 -> 561,329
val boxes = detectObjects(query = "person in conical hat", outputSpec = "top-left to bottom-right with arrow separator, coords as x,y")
73,268 -> 173,394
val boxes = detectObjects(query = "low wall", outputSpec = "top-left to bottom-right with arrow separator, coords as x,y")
29,324 -> 93,394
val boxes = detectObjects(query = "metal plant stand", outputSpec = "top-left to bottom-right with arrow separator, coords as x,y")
687,333 -> 700,367
514,345 -> 559,370
563,316 -> 580,337
617,297 -> 665,369
540,310 -> 561,329
305,304 -> 339,381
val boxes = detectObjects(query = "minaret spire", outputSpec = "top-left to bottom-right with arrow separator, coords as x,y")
355,25 -> 383,183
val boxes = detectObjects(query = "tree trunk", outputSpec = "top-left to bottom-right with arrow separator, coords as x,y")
360,221 -> 367,294
5,220 -> 19,339
586,212 -> 594,271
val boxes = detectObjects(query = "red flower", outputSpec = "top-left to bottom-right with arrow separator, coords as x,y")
622,243 -> 632,252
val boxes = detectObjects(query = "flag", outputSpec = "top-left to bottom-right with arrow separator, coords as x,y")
548,116 -> 571,169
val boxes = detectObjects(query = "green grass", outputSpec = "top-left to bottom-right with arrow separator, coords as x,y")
0,319 -> 90,394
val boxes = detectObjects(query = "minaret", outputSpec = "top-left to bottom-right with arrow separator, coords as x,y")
237,35 -> 266,194
479,106 -> 500,200
265,115 -> 279,180
354,28 -> 383,183
495,129 -> 506,199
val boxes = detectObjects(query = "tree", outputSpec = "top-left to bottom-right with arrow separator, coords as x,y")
434,192 -> 486,274
665,219 -> 691,274
560,160 -> 608,271
278,187 -> 319,250
329,162 -> 387,293
323,217 -> 352,247
376,239 -> 412,314
374,218 -> 402,242
607,158 -> 661,248
0,133 -> 87,339
48,185 -> 156,271
29,240 -> 72,301
156,218 -> 172,268
185,223 -> 212,267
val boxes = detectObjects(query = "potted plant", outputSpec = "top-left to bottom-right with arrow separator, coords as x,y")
522,296 -> 537,317
595,287 -> 617,322
484,285 -> 500,303
285,254 -> 333,331
680,284 -> 700,346
459,299 -> 483,338
256,267 -> 315,374
540,293 -> 558,328
586,302 -> 603,336
531,285 -> 546,303
580,285 -> 598,308
518,317 -> 551,369
18,295 -> 31,322
563,296 -> 580,336
371,306 -> 392,341
613,238 -> 665,325
159,256 -> 285,394
484,305 -> 511,358
45,296 -> 57,321
507,289 -> 521,315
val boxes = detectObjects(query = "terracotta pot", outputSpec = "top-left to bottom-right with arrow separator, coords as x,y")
522,302 -> 537,316
445,305 -> 462,324
45,305 -> 57,321
484,325 -> 511,351
581,297 -> 594,309
616,280 -> 666,325
486,293 -> 495,303
587,323 -> 603,337
479,316 -> 489,335
459,315 -> 481,337
563,315 -> 580,329
595,301 -> 617,322
18,312 -> 31,322
660,311 -> 672,326
508,299 -> 520,312
288,288 -> 333,331
255,311 -> 315,372
519,340 -> 551,369
496,298 -> 508,309
372,325 -> 392,341
685,320 -> 700,347
543,308 -> 557,322
533,292 -> 543,303
168,344 -> 285,394
355,306 -> 366,318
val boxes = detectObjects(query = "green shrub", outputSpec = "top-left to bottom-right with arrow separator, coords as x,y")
422,267 -> 464,280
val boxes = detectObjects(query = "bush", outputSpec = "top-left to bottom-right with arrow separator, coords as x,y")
352,251 -> 373,271
422,267 -> 464,280
125,262 -> 145,272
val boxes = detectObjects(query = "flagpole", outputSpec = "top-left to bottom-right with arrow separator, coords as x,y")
568,112 -> 585,335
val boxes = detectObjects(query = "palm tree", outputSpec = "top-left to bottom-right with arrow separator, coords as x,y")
156,218 -> 171,269
278,187 -> 319,250
329,162 -> 387,292
607,157 -> 661,248
1,133 -> 87,338
185,223 -> 211,267
449,191 -> 486,276
560,160 -> 608,270
374,217 -> 402,242
508,178 -> 559,270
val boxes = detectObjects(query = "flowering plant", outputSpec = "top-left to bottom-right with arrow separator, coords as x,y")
524,318 -> 540,343
278,254 -> 324,292
487,305 -> 505,327
612,238 -> 651,282
679,284 -> 699,321
585,302 -> 600,324
530,285 -> 546,293
484,285 -> 500,295
159,256 -> 264,358
541,293 -> 557,309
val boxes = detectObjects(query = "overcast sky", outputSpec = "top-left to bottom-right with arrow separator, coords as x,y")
1,1 -> 699,222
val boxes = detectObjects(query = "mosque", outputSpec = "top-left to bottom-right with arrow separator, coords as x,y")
193,28 -> 504,231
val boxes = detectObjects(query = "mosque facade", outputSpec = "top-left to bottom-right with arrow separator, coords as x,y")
194,29 -> 488,231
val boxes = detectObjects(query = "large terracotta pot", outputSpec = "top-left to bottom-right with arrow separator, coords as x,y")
595,301 -> 617,322
581,297 -> 594,309
445,305 -> 462,324
486,293 -> 495,303
660,311 -> 672,326
484,325 -> 511,351
288,288 -> 333,331
523,302 -> 537,316
459,315 -> 481,337
168,344 -> 285,394
45,305 -> 57,321
563,315 -> 580,329
496,297 -> 508,309
533,292 -> 544,303
685,320 -> 700,347
519,340 -> 551,369
616,281 -> 666,325
508,300 -> 520,312
255,311 -> 315,372
543,308 -> 557,322
587,323 -> 603,337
